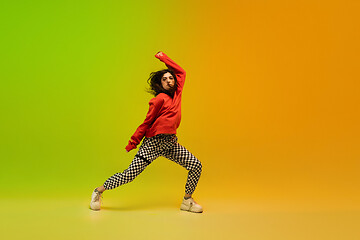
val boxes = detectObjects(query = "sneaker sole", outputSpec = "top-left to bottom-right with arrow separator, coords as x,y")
180,208 -> 203,213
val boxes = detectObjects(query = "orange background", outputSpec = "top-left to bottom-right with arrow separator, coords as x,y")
169,0 -> 360,208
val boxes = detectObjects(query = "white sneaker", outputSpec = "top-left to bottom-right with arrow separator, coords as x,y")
180,198 -> 203,213
90,189 -> 102,211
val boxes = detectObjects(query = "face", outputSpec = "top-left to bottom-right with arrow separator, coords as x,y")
161,72 -> 175,91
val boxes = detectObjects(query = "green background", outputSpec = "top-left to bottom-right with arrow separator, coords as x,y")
1,0 -> 191,197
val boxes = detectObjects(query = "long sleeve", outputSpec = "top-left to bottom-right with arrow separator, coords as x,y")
155,53 -> 186,91
125,97 -> 164,152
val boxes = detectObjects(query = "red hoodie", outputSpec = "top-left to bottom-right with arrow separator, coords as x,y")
125,53 -> 186,152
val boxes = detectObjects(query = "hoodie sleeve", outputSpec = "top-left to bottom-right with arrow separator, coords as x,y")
125,97 -> 164,152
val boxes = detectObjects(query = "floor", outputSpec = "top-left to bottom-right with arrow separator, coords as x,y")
2,194 -> 359,240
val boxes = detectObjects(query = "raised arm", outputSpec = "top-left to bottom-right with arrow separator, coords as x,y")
155,51 -> 186,90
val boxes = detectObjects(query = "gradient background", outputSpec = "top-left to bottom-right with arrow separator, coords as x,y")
1,0 -> 360,239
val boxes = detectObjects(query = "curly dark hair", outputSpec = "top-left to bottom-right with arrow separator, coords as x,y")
147,69 -> 178,97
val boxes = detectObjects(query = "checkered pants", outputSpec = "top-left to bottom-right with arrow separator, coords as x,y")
103,134 -> 202,195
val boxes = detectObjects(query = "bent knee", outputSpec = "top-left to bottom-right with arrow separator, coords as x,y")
190,159 -> 202,172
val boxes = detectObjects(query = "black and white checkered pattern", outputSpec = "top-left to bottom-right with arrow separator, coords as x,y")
103,134 -> 202,195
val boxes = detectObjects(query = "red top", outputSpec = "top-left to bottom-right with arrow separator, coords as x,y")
125,53 -> 186,152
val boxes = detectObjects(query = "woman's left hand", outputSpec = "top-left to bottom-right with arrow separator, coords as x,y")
156,51 -> 164,57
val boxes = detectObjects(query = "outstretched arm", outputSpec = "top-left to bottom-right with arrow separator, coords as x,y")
125,97 -> 164,152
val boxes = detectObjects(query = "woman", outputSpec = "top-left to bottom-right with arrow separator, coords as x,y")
90,51 -> 203,213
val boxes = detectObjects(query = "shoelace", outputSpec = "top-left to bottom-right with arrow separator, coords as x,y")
94,191 -> 103,204
189,198 -> 199,205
